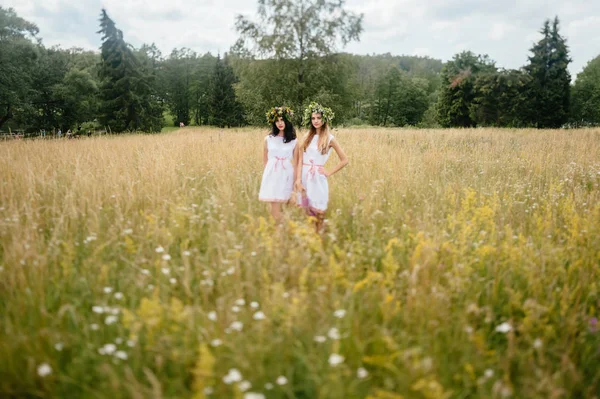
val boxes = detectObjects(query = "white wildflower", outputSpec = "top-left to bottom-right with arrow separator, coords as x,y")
327,328 -> 340,340
357,367 -> 368,379
54,342 -> 64,351
211,339 -> 222,347
238,380 -> 251,392
333,309 -> 346,318
90,323 -> 99,331
232,306 -> 241,313
207,311 -> 217,321
230,321 -> 243,331
114,292 -> 124,300
162,254 -> 171,261
495,322 -> 512,334
264,383 -> 274,390
105,315 -> 118,325
533,338 -> 543,349
103,287 -> 113,294
484,369 -> 494,378
169,278 -> 177,284
223,368 -> 242,384
244,393 -> 265,399
115,350 -> 128,360
250,301 -> 259,309
235,298 -> 246,306
183,250 -> 191,256
161,267 -> 170,275
253,311 -> 266,321
155,246 -> 164,253
276,376 -> 288,385
92,306 -> 104,314
37,363 -> 52,377
328,353 -> 345,367
314,335 -> 327,343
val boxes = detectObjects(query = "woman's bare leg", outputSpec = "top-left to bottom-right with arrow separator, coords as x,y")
270,202 -> 282,222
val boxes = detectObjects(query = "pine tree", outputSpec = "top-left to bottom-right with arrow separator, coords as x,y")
97,9 -> 163,132
524,17 -> 571,128
209,55 -> 244,127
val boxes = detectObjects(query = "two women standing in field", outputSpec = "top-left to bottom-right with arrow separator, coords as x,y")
258,103 -> 348,232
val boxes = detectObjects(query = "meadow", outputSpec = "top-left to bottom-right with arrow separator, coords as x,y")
0,127 -> 599,399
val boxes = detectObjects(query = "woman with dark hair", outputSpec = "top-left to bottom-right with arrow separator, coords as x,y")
296,102 -> 348,233
258,106 -> 299,221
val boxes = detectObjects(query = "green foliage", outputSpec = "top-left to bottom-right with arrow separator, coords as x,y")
571,55 -> 600,125
97,9 -> 163,132
233,0 -> 363,105
209,55 -> 244,128
436,51 -> 496,127
523,17 -> 571,128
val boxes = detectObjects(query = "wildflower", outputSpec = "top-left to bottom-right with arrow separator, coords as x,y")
226,267 -> 235,275
54,342 -> 64,351
484,369 -> 494,378
122,228 -> 133,235
590,317 -> 598,333
161,267 -> 170,275
162,254 -> 171,261
251,252 -> 257,256
250,301 -> 259,309
155,246 -> 164,253
328,353 -> 344,366
276,376 -> 288,385
211,339 -> 223,347
37,363 -> 52,377
357,367 -> 368,379
115,351 -> 128,360
208,311 -> 217,321
223,368 -> 242,384
244,393 -> 265,399
141,269 -> 150,275
333,309 -> 346,318
235,299 -> 246,306
99,343 -> 117,355
327,327 -> 340,340
253,311 -> 266,321
282,292 -> 289,298
314,335 -> 326,343
92,306 -> 104,314
183,250 -> 191,256
90,323 -> 99,331
115,338 -> 123,344
103,287 -> 113,294
230,321 -> 243,331
264,383 -> 274,390
533,338 -> 543,348
464,325 -> 474,334
169,278 -> 177,284
127,340 -> 136,347
232,306 -> 241,313
204,387 -> 214,395
114,292 -> 124,300
105,315 -> 118,325
239,380 -> 252,391
495,322 -> 512,334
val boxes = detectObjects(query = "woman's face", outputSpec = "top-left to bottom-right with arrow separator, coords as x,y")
311,112 -> 323,129
276,116 -> 286,131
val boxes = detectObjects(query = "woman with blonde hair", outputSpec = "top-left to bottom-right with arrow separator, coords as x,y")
295,102 -> 348,232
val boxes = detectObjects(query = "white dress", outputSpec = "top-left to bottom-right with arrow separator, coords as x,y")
297,134 -> 334,213
258,135 -> 297,202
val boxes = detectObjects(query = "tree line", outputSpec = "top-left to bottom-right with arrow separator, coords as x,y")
1,2 -> 599,134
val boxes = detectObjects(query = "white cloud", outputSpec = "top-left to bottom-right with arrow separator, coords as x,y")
3,0 -> 599,75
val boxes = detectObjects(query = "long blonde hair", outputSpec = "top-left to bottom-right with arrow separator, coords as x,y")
302,122 -> 330,155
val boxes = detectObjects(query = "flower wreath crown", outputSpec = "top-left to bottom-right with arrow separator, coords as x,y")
303,102 -> 335,127
266,106 -> 294,124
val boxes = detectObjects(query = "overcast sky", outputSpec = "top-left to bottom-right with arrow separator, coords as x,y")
4,0 -> 599,76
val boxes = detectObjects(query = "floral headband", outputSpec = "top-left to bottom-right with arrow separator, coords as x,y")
303,102 -> 334,127
266,106 -> 294,124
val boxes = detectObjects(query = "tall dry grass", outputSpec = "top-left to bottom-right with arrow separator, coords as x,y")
0,127 -> 599,398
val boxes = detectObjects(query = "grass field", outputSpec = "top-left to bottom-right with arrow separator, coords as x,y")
0,127 -> 599,399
